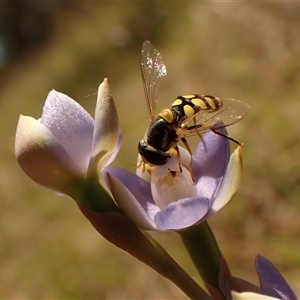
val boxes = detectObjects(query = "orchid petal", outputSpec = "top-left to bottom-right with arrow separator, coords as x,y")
154,197 -> 210,230
193,128 -> 230,200
193,128 -> 230,178
41,90 -> 94,174
231,291 -> 280,300
15,115 -> 82,194
208,146 -> 242,216
256,255 -> 298,300
105,167 -> 158,230
177,145 -> 192,170
89,79 -> 120,175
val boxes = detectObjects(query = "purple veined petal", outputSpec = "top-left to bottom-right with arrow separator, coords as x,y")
192,128 -> 230,201
192,127 -> 230,179
255,255 -> 297,300
104,167 -> 159,230
153,197 -> 210,230
15,115 -> 82,194
89,79 -> 120,174
194,172 -> 222,204
41,90 -> 94,174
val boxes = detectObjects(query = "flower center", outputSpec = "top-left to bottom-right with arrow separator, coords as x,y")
151,166 -> 197,208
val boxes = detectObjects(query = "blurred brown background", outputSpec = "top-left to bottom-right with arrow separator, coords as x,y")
1,2 -> 300,299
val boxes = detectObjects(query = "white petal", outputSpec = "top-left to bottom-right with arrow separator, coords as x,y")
89,79 -> 120,175
151,167 -> 197,208
15,115 -> 82,194
208,146 -> 242,215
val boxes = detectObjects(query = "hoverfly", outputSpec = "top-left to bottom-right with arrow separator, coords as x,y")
138,40 -> 249,174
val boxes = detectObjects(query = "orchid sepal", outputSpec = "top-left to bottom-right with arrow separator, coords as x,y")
209,146 -> 243,216
105,169 -> 158,230
15,115 -> 83,194
88,78 -> 121,177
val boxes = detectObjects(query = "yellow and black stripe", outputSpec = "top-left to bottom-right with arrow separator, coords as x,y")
171,94 -> 222,123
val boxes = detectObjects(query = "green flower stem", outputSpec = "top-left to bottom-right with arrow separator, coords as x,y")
69,175 -> 120,213
70,178 -> 211,300
80,207 -> 212,300
179,221 -> 225,298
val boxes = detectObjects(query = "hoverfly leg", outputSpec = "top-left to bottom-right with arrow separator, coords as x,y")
174,146 -> 182,173
181,138 -> 195,182
211,129 -> 243,146
181,137 -> 193,156
167,147 -> 181,176
192,116 -> 202,139
137,160 -> 150,173
192,115 -> 197,126
136,160 -> 145,172
136,160 -> 156,175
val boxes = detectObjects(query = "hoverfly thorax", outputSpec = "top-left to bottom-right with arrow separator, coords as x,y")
137,40 -> 249,174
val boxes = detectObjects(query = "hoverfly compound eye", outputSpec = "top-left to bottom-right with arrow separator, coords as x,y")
138,140 -> 147,155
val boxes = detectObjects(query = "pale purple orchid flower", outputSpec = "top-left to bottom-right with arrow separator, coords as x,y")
228,255 -> 297,300
15,79 -> 121,195
104,127 -> 242,231
254,255 -> 297,300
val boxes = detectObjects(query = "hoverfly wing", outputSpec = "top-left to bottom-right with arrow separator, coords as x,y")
181,98 -> 249,137
207,98 -> 249,129
141,40 -> 167,121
